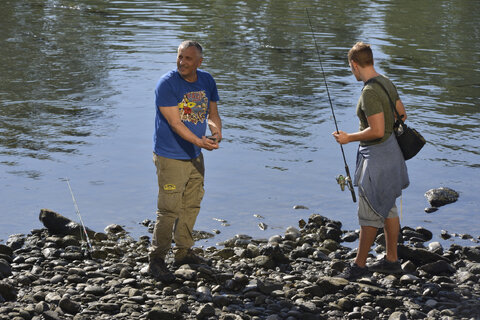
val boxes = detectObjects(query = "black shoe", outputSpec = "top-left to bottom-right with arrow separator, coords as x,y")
337,263 -> 370,280
148,258 -> 175,283
369,257 -> 403,274
174,249 -> 210,266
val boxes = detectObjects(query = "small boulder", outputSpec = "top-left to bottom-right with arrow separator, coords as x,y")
104,224 -> 125,234
0,281 -> 17,301
0,245 -> 13,257
59,297 -> 81,314
0,259 -> 12,279
424,187 -> 459,207
419,260 -> 455,276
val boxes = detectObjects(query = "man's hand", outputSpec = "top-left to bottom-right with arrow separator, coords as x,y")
198,136 -> 219,151
332,130 -> 350,145
207,131 -> 222,143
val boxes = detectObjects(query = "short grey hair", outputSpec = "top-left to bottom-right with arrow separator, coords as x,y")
178,40 -> 203,57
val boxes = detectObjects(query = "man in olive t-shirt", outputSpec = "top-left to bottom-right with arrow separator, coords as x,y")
332,42 -> 409,280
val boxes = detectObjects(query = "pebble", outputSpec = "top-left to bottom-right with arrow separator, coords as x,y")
424,207 -> 438,213
293,205 -> 309,210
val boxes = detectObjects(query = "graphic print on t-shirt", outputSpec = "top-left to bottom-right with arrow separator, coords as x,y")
178,90 -> 208,124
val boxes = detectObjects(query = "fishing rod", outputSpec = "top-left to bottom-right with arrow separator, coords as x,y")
65,178 -> 93,256
306,8 -> 356,203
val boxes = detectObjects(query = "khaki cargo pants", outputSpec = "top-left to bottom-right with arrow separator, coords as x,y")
149,153 -> 205,261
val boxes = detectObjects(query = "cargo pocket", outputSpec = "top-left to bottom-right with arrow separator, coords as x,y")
158,188 -> 182,214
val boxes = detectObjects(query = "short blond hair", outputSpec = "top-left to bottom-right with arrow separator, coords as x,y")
348,42 -> 373,67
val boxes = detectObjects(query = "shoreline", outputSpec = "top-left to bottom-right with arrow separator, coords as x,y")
0,210 -> 479,319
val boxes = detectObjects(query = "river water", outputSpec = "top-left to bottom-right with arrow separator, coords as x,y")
1,0 -> 479,247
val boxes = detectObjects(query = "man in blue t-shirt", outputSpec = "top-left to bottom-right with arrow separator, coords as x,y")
149,40 -> 222,282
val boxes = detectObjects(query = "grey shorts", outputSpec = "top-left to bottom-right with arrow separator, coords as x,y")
358,196 -> 398,228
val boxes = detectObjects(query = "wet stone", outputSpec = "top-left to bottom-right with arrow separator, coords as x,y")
84,285 -> 105,296
59,296 -> 81,314
196,303 -> 216,318
424,187 -> 459,207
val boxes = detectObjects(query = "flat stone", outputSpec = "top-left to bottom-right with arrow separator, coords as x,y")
419,260 -> 455,275
59,297 -> 81,314
174,268 -> 197,280
84,285 -> 105,296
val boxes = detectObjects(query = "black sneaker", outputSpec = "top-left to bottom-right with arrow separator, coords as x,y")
174,249 -> 210,266
369,257 -> 403,274
148,258 -> 175,283
337,263 -> 370,280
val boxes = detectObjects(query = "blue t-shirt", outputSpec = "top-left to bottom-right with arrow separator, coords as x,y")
154,69 -> 219,159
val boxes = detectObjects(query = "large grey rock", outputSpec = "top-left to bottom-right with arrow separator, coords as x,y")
424,187 -> 459,207
397,244 -> 448,266
419,260 -> 455,275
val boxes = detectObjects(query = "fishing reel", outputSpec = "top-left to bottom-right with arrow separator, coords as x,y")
83,247 -> 92,259
336,174 -> 351,191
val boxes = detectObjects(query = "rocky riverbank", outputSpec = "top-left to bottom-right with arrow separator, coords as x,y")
0,209 -> 479,320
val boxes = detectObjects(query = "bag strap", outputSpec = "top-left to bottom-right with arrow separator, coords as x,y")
364,77 -> 404,124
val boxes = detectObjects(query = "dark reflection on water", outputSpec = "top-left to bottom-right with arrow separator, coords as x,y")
0,0 -> 114,171
381,0 -> 480,167
0,0 -> 479,243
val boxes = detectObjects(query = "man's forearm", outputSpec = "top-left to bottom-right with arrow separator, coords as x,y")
170,121 -> 202,146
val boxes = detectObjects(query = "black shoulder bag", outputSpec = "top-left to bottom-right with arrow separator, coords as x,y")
365,78 -> 426,160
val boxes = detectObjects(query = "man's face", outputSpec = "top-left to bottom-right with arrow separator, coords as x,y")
349,60 -> 360,81
177,46 -> 203,80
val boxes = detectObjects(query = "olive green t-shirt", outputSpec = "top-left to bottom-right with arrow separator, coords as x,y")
356,75 -> 400,146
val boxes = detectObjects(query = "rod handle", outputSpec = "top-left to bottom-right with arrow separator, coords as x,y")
344,165 -> 357,203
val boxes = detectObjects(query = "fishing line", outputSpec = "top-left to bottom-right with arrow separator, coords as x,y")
306,8 -> 356,203
65,177 -> 93,255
